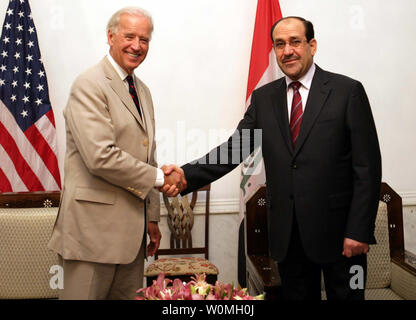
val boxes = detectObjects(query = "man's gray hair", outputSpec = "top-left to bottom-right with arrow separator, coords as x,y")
107,7 -> 154,36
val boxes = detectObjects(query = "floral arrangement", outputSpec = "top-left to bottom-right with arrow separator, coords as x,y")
136,273 -> 264,300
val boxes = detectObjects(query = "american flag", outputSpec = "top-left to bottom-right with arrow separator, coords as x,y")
0,0 -> 61,192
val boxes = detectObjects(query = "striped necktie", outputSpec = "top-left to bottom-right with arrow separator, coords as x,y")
126,75 -> 142,119
289,81 -> 303,148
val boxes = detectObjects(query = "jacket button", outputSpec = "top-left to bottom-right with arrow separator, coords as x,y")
143,139 -> 149,147
292,164 -> 297,169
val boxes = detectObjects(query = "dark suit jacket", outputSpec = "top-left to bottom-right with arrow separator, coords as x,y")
182,65 -> 382,264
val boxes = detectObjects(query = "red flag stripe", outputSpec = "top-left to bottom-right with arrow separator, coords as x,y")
45,108 -> 56,127
25,123 -> 62,188
0,144 -> 28,191
0,121 -> 45,191
0,167 -> 13,193
246,0 -> 282,101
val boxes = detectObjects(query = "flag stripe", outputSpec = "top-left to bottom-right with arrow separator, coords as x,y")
0,167 -> 13,192
0,120 -> 44,191
26,121 -> 61,188
45,108 -> 56,127
0,144 -> 28,192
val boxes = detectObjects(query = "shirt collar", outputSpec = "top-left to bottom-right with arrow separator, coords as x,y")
285,63 -> 316,90
107,53 -> 130,81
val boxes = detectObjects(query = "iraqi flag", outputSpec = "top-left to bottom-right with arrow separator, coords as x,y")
238,0 -> 282,287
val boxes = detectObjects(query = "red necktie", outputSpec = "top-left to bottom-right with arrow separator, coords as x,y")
126,75 -> 142,119
289,81 -> 303,148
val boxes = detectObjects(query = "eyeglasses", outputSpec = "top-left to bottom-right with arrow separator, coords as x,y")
273,38 -> 308,50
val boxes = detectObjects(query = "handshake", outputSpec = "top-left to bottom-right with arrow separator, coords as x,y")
158,165 -> 188,197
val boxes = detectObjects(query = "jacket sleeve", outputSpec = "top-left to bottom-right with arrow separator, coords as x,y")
344,81 -> 382,244
181,91 -> 259,194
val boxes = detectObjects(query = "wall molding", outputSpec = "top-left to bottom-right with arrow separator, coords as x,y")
401,191 -> 416,206
191,192 -> 416,212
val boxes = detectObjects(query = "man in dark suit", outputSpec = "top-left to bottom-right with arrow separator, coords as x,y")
163,16 -> 381,300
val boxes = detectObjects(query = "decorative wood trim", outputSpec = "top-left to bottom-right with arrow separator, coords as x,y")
381,183 -> 405,260
0,192 -> 61,208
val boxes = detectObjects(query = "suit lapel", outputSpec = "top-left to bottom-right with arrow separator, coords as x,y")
136,83 -> 154,161
271,79 -> 293,154
102,57 -> 146,130
294,66 -> 331,156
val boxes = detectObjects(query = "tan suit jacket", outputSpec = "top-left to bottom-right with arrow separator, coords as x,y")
48,57 -> 160,264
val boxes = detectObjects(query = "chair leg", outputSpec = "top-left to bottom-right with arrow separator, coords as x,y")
146,276 -> 155,287
206,274 -> 217,285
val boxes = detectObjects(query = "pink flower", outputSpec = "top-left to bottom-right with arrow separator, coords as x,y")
205,293 -> 216,300
135,273 -> 264,300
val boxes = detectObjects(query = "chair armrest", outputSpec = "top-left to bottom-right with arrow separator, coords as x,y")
246,255 -> 281,300
390,251 -> 416,300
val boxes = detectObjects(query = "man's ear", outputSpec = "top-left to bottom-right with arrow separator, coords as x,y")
309,38 -> 317,56
107,30 -> 114,46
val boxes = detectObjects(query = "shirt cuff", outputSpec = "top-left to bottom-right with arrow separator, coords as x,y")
154,168 -> 165,187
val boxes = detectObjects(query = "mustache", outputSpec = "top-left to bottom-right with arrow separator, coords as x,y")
282,56 -> 299,63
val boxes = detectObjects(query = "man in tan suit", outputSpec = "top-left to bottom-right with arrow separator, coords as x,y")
48,7 -> 178,300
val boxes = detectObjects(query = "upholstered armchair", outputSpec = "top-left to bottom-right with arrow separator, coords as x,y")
245,183 -> 416,300
0,192 -> 60,299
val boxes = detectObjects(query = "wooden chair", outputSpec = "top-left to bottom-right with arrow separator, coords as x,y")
144,185 -> 219,286
0,192 -> 61,299
244,182 -> 416,300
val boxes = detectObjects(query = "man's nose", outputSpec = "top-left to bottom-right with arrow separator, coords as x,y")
131,38 -> 140,51
283,44 -> 294,55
